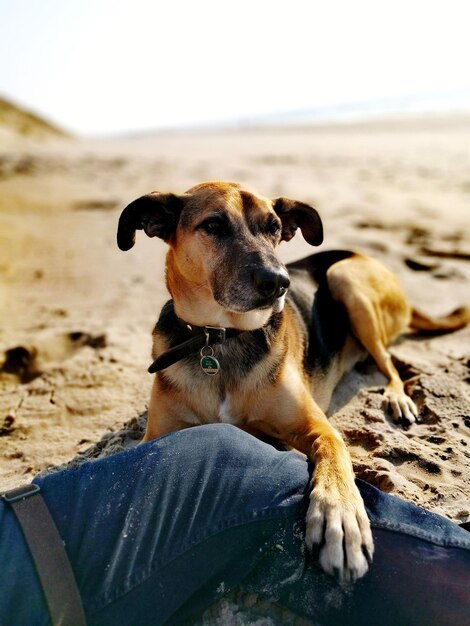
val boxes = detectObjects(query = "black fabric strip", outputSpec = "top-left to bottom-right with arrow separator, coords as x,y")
148,335 -> 207,373
148,325 -> 243,373
3,485 -> 87,626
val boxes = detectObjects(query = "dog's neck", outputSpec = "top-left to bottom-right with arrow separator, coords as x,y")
165,252 -> 275,331
150,299 -> 282,376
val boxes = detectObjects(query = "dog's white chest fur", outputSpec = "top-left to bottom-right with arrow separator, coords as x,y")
218,395 -> 239,425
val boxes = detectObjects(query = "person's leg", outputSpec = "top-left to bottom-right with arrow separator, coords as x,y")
1,423 -> 469,625
1,424 -> 309,625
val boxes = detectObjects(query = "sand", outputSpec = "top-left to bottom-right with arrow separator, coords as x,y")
0,115 -> 469,524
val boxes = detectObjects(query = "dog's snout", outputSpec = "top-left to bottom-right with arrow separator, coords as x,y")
277,272 -> 290,297
253,268 -> 290,300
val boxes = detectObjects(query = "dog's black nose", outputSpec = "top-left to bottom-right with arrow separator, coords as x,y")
253,268 -> 290,299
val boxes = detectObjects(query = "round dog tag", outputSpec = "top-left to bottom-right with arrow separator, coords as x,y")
200,355 -> 220,375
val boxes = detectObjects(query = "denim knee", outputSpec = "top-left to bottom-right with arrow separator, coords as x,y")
140,424 -> 309,515
146,423 -> 302,476
142,423 -> 271,469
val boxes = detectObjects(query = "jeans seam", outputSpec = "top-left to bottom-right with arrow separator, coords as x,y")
86,505 -> 303,614
371,519 -> 470,549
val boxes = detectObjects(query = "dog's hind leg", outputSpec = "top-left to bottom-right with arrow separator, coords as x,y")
326,254 -> 418,424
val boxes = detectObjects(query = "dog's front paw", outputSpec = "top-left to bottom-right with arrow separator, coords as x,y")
384,387 -> 418,425
306,486 -> 374,583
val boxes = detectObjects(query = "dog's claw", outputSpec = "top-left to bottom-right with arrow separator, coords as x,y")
363,544 -> 374,565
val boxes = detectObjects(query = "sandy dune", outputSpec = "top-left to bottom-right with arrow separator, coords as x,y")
1,116 -> 469,524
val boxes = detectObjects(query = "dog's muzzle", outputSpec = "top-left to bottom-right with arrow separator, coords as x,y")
252,267 -> 290,301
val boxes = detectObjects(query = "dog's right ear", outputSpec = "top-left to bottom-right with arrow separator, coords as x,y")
117,192 -> 184,250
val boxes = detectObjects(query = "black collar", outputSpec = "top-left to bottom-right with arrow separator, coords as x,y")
148,318 -> 243,373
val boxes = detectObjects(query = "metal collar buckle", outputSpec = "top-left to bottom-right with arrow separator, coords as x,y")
203,326 -> 226,346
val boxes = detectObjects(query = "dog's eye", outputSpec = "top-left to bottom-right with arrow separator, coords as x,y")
266,218 -> 281,236
199,217 -> 230,236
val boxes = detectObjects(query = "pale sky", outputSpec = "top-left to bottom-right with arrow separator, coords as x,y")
1,0 -> 469,135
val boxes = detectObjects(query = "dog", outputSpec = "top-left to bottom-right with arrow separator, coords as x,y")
117,181 -> 469,582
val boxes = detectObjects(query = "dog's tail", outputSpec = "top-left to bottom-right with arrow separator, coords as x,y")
410,306 -> 470,334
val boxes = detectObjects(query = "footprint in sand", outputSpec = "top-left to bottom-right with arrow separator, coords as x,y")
354,459 -> 404,493
343,428 -> 383,451
0,331 -> 107,383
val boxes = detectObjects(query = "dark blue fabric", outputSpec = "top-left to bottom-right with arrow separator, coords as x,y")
0,424 -> 469,625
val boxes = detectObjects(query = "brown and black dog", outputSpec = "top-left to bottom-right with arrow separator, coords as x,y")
117,181 -> 469,582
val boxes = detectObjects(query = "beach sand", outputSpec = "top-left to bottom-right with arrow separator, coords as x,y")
1,115 -> 469,523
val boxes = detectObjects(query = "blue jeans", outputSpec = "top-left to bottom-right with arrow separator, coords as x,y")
1,424 -> 469,625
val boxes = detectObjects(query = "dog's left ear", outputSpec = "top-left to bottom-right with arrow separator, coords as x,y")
273,197 -> 323,246
117,192 -> 184,250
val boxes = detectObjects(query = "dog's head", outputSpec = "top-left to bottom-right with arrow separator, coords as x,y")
117,182 -> 323,329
